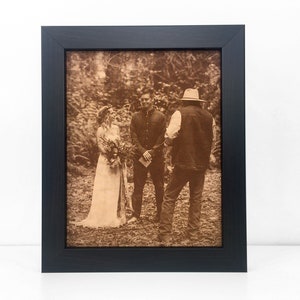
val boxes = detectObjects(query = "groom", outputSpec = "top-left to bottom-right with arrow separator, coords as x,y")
128,88 -> 166,223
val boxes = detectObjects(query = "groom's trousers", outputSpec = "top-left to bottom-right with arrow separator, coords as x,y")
131,155 -> 164,219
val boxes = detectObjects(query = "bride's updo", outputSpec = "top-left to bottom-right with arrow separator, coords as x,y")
97,106 -> 111,125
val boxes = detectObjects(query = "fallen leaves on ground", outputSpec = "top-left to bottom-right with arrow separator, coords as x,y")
66,169 -> 222,247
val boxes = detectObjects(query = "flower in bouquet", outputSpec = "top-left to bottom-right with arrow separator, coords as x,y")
101,138 -> 133,169
117,141 -> 135,164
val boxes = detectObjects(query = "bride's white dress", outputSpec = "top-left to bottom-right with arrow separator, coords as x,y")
74,124 -> 127,228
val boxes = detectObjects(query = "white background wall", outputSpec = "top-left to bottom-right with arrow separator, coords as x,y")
0,0 -> 299,246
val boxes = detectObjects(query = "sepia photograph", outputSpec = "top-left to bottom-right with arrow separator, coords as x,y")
66,50 -> 222,247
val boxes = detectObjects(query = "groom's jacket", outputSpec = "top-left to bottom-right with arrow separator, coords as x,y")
130,108 -> 166,159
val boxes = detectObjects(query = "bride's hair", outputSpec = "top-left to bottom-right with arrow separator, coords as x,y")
97,106 -> 111,124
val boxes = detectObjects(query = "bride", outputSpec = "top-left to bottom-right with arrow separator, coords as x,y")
73,106 -> 127,228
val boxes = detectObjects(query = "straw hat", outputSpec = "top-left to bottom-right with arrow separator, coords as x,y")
180,88 -> 206,102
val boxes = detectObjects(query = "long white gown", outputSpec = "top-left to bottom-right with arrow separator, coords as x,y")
74,124 -> 127,228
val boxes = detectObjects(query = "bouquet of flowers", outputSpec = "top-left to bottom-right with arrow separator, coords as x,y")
101,138 -> 133,169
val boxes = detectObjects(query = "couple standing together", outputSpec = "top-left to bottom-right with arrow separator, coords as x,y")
74,88 -> 214,244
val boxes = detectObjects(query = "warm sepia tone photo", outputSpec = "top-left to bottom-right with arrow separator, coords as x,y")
66,50 -> 222,247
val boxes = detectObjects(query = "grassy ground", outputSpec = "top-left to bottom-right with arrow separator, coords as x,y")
66,168 -> 222,247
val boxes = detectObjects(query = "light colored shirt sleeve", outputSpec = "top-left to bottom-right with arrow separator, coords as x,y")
165,110 -> 182,145
211,117 -> 217,154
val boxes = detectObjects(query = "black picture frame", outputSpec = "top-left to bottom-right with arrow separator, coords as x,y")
42,25 -> 246,272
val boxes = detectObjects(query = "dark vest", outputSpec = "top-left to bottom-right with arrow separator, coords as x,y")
172,105 -> 213,171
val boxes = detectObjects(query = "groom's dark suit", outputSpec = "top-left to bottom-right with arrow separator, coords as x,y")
130,107 -> 166,220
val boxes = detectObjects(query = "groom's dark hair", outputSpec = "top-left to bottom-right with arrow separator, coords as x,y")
140,87 -> 154,97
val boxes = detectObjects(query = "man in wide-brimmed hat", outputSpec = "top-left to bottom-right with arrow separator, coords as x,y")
158,88 -> 214,245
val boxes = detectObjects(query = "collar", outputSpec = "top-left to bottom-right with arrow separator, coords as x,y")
141,107 -> 155,116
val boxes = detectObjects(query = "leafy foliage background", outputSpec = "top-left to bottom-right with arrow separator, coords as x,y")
66,50 -> 222,247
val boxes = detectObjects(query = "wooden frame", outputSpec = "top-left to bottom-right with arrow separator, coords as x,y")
42,25 -> 246,272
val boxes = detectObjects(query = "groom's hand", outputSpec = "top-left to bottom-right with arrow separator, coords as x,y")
143,150 -> 152,161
